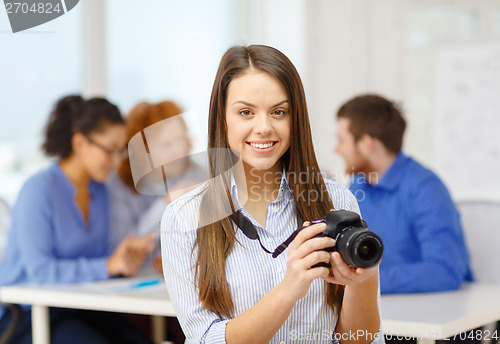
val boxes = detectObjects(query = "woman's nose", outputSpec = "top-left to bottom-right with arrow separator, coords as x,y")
253,113 -> 272,135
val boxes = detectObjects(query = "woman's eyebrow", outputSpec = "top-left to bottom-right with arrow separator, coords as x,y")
271,100 -> 289,107
232,100 -> 289,107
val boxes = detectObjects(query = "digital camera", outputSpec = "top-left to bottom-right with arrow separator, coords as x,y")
309,210 -> 383,269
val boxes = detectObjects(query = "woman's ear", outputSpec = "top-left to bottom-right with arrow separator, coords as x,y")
71,132 -> 86,154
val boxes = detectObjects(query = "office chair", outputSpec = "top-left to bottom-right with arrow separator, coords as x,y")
457,200 -> 500,283
0,197 -> 22,344
457,200 -> 500,344
0,197 -> 9,258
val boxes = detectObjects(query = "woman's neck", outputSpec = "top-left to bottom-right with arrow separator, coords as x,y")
59,156 -> 90,191
242,162 -> 283,204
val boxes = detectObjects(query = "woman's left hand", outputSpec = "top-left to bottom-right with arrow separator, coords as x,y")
323,252 -> 379,286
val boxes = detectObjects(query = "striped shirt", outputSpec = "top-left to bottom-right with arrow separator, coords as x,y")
161,172 -> 384,343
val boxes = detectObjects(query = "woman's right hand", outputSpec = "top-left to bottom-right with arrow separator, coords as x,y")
107,234 -> 155,277
281,221 -> 336,302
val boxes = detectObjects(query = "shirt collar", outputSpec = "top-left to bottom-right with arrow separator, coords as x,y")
230,168 -> 291,208
375,151 -> 407,191
52,163 -> 99,196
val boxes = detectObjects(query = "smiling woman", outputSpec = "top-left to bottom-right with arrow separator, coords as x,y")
161,45 -> 383,344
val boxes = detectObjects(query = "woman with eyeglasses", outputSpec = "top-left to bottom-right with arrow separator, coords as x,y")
0,95 -> 154,344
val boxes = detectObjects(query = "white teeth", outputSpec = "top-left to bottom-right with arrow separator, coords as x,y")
250,142 -> 274,149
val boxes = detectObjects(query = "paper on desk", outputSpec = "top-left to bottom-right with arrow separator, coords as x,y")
80,276 -> 165,294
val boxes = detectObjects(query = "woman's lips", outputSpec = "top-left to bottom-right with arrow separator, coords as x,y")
246,141 -> 277,153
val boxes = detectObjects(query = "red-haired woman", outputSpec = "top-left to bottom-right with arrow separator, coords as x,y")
107,100 -> 206,251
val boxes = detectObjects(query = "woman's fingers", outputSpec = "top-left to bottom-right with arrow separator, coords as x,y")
306,266 -> 331,281
297,249 -> 331,270
328,253 -> 352,285
289,222 -> 335,259
295,236 -> 335,259
324,252 -> 378,285
331,252 -> 354,276
289,222 -> 326,249
136,233 -> 156,252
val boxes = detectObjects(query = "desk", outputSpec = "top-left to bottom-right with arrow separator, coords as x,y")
381,283 -> 500,344
0,277 -> 175,344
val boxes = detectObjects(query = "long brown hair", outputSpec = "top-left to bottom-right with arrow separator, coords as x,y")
195,45 -> 344,318
117,100 -> 183,192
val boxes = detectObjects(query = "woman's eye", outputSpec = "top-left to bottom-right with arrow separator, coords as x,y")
272,109 -> 286,117
239,110 -> 253,117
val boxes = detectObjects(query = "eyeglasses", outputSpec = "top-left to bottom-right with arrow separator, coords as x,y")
86,136 -> 128,160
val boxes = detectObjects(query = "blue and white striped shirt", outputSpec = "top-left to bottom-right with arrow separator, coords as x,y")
161,173 -> 383,343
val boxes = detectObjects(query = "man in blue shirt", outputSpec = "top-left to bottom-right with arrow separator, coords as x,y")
335,94 -> 473,294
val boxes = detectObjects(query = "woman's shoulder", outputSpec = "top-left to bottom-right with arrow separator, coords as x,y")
20,164 -> 59,194
106,171 -> 133,196
161,182 -> 208,233
11,165 -> 60,213
323,178 -> 360,214
322,178 -> 350,196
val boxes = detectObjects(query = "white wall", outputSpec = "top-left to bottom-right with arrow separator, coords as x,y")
305,0 -> 406,181
302,0 -> 500,201
2,0 -> 500,204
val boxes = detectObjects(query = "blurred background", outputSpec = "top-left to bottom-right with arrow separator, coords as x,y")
1,0 -> 499,205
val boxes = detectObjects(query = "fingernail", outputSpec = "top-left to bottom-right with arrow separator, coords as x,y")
330,239 -> 336,245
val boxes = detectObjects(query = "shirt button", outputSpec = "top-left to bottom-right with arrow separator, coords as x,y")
272,207 -> 278,213
277,267 -> 282,273
280,341 -> 285,344
267,237 -> 274,243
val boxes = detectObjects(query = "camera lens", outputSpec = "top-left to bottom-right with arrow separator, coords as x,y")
336,229 -> 383,268
358,239 -> 377,261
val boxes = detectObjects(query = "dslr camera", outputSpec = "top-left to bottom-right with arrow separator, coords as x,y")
309,210 -> 383,269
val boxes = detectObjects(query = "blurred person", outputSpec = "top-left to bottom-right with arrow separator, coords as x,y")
0,95 -> 154,344
107,100 -> 207,250
335,94 -> 473,294
335,94 -> 478,344
106,100 -> 206,344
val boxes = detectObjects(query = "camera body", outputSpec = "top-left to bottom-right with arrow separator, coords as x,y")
310,210 -> 383,269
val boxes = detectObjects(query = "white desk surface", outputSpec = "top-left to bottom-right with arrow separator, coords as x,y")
0,276 -> 175,316
381,283 -> 500,340
3,279 -> 500,343
0,276 -> 175,344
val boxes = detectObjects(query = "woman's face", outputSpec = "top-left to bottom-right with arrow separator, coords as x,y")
225,70 -> 291,174
81,123 -> 127,182
147,116 -> 191,178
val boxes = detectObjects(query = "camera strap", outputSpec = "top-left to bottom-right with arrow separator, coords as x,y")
231,209 -> 303,258
271,227 -> 304,258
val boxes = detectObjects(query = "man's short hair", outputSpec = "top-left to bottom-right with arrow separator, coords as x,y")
337,94 -> 406,154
